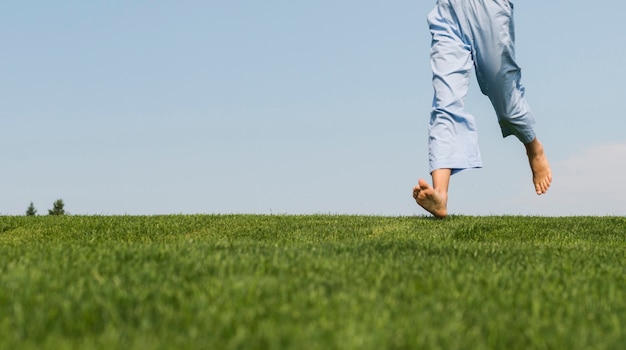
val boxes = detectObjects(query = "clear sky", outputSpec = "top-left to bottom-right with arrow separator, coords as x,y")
2,1 -> 625,216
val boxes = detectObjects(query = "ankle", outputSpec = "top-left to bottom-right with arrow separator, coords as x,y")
434,188 -> 448,202
525,138 -> 544,157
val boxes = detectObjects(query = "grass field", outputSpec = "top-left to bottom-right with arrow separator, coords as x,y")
1,215 -> 625,349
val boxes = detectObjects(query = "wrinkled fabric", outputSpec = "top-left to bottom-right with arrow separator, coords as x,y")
427,0 -> 535,174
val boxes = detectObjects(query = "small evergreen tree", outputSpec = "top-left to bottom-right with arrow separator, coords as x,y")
48,199 -> 66,216
26,202 -> 37,216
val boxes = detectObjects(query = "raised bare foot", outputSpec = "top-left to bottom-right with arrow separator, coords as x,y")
525,138 -> 552,195
413,178 -> 448,218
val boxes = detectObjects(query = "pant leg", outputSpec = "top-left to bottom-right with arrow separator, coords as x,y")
462,0 -> 536,143
427,2 -> 482,174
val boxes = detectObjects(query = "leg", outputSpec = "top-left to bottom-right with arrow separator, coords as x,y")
414,3 -> 481,218
413,169 -> 451,218
466,1 -> 552,193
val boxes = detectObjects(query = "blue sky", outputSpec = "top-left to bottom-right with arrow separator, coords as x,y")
2,1 -> 625,216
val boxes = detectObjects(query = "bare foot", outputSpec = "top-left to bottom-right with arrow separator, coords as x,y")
525,138 -> 552,195
413,178 -> 448,218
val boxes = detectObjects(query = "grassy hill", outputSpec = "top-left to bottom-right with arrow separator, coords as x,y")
1,215 -> 625,349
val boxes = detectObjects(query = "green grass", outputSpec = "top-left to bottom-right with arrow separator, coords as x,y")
1,215 -> 625,349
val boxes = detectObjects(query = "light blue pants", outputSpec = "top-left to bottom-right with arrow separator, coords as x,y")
427,0 -> 535,174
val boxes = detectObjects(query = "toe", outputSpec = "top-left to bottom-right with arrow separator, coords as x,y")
418,178 -> 431,190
